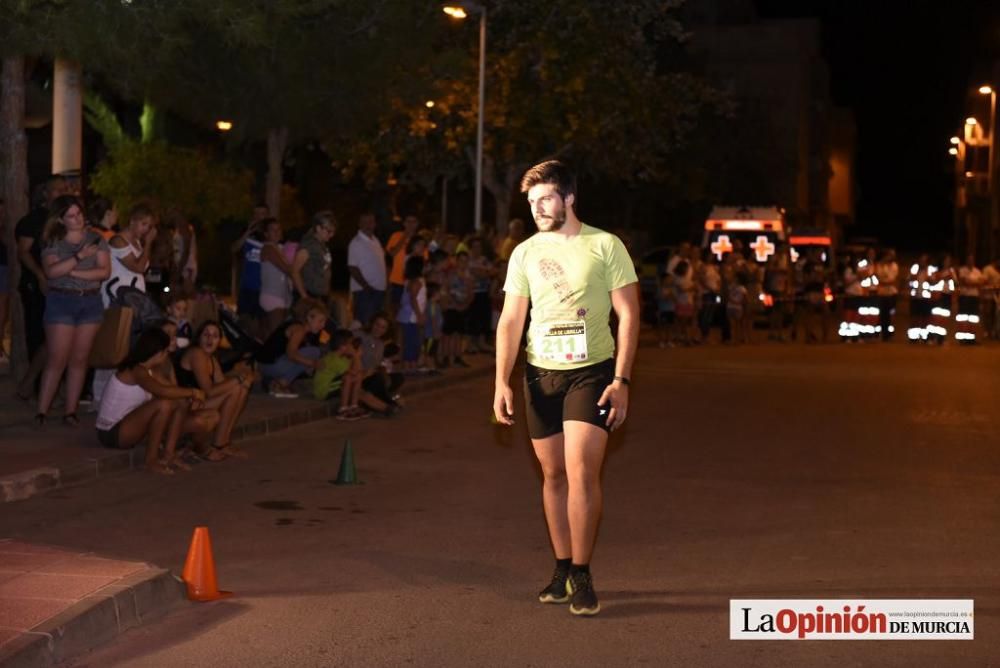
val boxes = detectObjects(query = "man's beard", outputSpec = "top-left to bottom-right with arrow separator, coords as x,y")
536,209 -> 566,231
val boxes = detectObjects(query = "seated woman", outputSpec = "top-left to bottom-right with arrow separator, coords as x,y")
176,320 -> 254,459
256,299 -> 327,397
95,328 -> 207,475
358,313 -> 404,410
152,319 -> 223,465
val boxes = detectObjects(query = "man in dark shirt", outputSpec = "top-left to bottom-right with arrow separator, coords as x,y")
15,175 -> 68,397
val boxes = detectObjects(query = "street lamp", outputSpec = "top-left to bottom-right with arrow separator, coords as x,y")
979,85 -> 997,258
951,136 -> 961,145
950,147 -> 959,156
443,1 -> 486,232
216,120 -> 233,132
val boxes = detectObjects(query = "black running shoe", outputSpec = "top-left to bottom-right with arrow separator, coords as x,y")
568,570 -> 600,616
537,566 -> 571,604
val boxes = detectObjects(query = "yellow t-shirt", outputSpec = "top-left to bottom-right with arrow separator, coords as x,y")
504,223 -> 637,371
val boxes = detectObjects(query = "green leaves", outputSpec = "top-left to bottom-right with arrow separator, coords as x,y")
90,140 -> 252,229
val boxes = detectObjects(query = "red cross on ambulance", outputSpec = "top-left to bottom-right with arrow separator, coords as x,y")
710,235 -> 734,260
750,235 -> 776,263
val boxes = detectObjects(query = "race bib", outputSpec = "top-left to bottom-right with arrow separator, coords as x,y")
533,320 -> 588,362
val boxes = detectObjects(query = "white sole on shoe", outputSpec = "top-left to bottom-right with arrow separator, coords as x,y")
569,602 -> 601,616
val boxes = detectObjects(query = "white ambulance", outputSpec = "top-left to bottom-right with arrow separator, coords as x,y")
701,206 -> 786,264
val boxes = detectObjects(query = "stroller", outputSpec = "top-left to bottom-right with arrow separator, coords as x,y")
217,302 -> 261,372
105,282 -> 165,343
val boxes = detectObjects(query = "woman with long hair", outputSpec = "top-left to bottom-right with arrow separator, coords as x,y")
176,320 -> 253,459
36,195 -> 111,428
95,328 -> 208,474
151,319 -> 222,466
102,202 -> 156,306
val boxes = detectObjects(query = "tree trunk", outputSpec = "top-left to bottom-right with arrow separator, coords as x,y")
481,157 -> 520,237
266,127 -> 288,219
1,56 -> 29,379
493,191 -> 510,238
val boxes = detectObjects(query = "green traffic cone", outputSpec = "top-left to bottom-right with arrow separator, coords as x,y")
333,440 -> 359,485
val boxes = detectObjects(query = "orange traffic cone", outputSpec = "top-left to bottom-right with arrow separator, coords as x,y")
181,526 -> 232,602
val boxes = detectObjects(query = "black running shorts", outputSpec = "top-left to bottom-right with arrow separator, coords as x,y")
523,358 -> 615,439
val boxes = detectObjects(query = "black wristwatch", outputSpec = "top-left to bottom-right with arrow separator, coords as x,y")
613,376 -> 630,386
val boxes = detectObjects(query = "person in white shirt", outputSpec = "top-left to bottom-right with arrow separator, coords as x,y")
347,212 -> 388,327
956,254 -> 984,343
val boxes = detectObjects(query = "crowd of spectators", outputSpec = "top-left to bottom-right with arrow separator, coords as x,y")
656,241 -> 1000,346
0,176 -> 529,473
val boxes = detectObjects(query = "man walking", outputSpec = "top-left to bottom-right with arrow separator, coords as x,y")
493,160 -> 639,616
348,212 -> 387,327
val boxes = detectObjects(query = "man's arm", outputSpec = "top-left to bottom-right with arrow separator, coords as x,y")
610,283 -> 640,381
597,282 -> 640,431
17,236 -> 46,287
493,293 -> 529,425
291,247 -> 309,299
348,266 -> 371,290
385,232 -> 407,257
230,222 -> 255,254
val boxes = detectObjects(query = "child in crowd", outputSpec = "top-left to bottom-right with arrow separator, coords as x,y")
166,294 -> 193,349
423,282 -> 443,371
313,329 -> 366,420
395,255 -> 426,373
727,273 -> 751,344
441,251 -> 473,367
658,271 -> 676,348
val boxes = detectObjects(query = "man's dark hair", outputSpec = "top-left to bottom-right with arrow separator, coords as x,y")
520,159 -> 576,200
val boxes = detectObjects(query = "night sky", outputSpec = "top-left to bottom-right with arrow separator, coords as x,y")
755,0 -> 1000,252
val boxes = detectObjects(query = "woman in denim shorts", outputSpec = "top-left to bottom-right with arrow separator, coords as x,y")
35,195 -> 111,427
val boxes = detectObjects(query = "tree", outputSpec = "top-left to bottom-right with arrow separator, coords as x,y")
0,56 -> 30,379
341,0 -> 721,235
1,1 -> 438,217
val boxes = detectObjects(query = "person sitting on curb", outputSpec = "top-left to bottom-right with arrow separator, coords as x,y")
175,320 -> 253,459
256,298 -> 327,397
357,313 -> 404,410
152,319 -> 224,465
314,329 -> 397,419
95,328 -> 207,475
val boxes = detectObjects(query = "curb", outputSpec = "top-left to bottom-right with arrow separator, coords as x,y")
0,364 -> 494,504
0,568 -> 186,668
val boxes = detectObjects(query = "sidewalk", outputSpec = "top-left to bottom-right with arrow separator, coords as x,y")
0,356 -> 493,667
0,356 -> 495,504
0,540 -> 184,668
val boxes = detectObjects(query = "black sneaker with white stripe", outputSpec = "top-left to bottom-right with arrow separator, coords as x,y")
568,570 -> 600,616
537,565 -> 571,604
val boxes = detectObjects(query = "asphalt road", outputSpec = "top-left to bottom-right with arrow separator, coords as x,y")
2,342 -> 999,667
